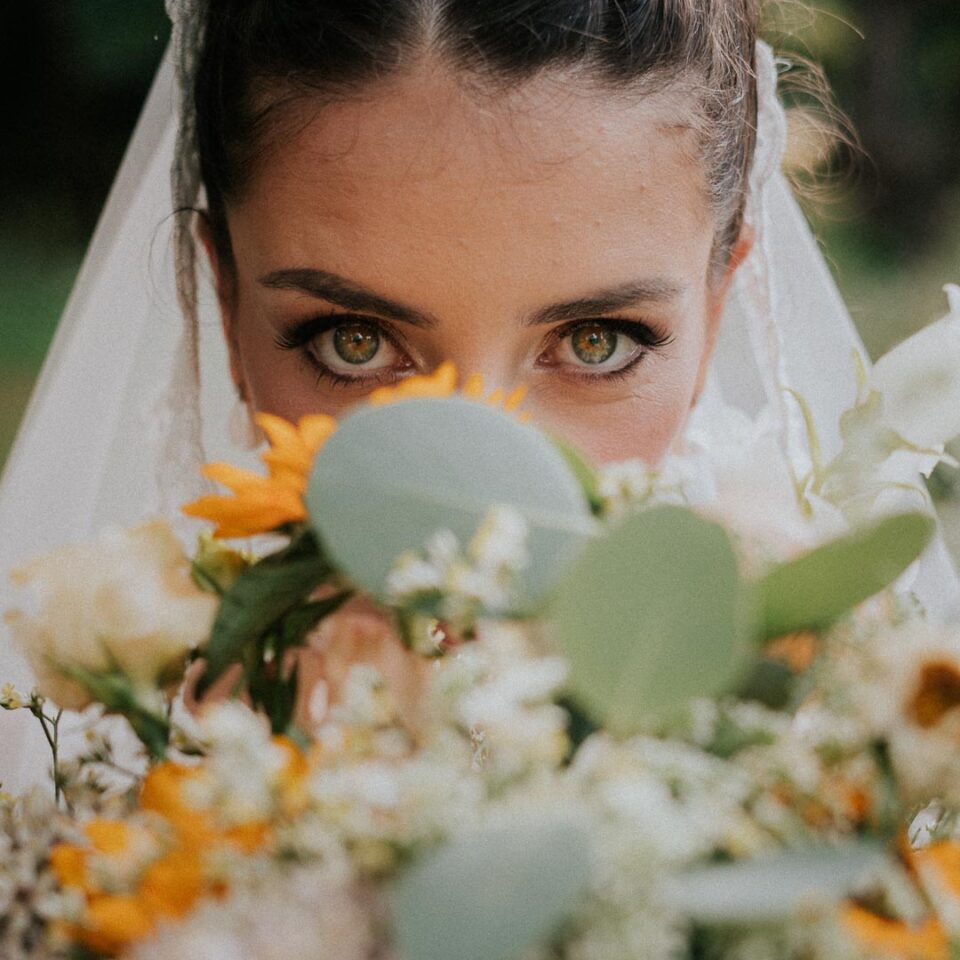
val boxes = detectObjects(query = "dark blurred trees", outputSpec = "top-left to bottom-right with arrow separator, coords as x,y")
773,0 -> 960,261
0,1 -> 168,247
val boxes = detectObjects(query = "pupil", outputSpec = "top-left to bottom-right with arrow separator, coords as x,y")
333,322 -> 380,365
572,324 -> 616,364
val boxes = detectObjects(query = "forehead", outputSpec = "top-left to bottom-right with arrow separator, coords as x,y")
231,63 -> 714,296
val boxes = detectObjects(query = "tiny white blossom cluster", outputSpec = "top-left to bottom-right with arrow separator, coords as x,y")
386,504 -> 531,633
0,791 -> 81,960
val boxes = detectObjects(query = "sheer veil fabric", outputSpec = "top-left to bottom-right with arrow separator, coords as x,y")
0,22 -> 956,793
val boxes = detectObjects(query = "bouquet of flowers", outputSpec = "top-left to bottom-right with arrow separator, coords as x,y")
3,289 -> 960,960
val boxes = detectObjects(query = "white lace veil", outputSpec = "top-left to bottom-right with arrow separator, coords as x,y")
0,10 -> 956,793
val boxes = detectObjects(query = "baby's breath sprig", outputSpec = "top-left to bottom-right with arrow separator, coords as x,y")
2,688 -> 65,808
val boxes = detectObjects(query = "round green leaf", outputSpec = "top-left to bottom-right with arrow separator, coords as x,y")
662,844 -> 886,922
550,506 -> 748,733
392,820 -> 590,960
306,398 -> 595,609
751,512 -> 935,640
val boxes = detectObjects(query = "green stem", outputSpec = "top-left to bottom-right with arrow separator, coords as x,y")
32,706 -> 62,807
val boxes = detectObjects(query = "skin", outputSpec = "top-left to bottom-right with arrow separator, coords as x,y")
204,59 -> 753,465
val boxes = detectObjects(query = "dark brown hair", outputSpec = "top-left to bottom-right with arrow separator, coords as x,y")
194,0 -> 761,273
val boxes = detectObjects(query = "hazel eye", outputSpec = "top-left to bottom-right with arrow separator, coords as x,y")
552,320 -> 643,373
314,319 -> 401,374
570,323 -> 617,365
333,321 -> 380,365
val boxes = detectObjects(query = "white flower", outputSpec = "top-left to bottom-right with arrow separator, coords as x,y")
386,505 -> 531,625
195,702 -> 288,823
870,284 -> 960,449
385,553 -> 444,599
827,618 -> 960,805
0,682 -> 23,711
5,520 -> 217,710
468,505 -> 530,574
596,459 -> 656,516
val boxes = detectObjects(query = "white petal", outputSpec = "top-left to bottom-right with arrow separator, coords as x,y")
870,285 -> 960,448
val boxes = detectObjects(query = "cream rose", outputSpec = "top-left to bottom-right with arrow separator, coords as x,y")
5,520 -> 218,710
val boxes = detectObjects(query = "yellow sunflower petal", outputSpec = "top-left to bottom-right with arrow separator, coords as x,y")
461,372 -> 485,399
297,413 -> 338,454
183,490 -> 305,539
503,384 -> 529,412
367,361 -> 458,406
257,419 -> 311,479
201,462 -> 272,494
254,412 -> 305,454
259,455 -> 310,492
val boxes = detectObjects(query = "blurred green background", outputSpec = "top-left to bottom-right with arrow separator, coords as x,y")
1,2 -> 959,509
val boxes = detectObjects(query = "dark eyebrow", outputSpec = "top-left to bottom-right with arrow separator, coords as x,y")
259,268 -> 685,330
258,268 -> 440,329
522,277 -> 686,327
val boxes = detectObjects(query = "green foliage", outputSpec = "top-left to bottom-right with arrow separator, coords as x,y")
550,505 -> 935,733
63,665 -> 171,760
546,433 -> 605,515
663,844 -> 886,922
195,529 -> 347,732
550,507 -> 748,734
750,512 -> 935,640
307,398 -> 595,611
392,820 -> 590,960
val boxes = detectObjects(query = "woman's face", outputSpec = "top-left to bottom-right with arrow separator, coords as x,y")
211,64 -> 750,465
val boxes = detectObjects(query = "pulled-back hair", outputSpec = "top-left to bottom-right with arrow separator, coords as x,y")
194,0 -> 760,273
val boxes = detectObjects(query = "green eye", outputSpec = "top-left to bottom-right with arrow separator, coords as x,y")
333,321 -> 380,365
570,323 -> 617,365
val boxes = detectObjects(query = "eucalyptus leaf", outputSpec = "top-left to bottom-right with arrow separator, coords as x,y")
750,512 -> 935,641
307,398 -> 595,610
196,530 -> 333,697
550,506 -> 748,734
392,820 -> 590,960
547,433 -> 604,515
662,844 -> 886,922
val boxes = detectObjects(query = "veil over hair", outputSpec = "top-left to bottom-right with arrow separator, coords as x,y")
0,6 -> 956,793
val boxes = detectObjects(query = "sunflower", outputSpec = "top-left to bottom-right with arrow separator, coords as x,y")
183,364 -> 529,538
367,360 -> 528,414
182,412 -> 336,539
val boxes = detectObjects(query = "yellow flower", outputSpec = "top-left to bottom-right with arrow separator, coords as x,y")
183,366 -> 528,538
368,360 -> 529,415
138,848 -> 206,920
840,905 -> 948,959
367,361 -> 458,406
79,895 -> 155,956
51,819 -> 165,956
182,412 -> 337,538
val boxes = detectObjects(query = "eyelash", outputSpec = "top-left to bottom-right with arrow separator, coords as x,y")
273,313 -> 409,389
273,312 -> 674,387
543,317 -> 674,383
